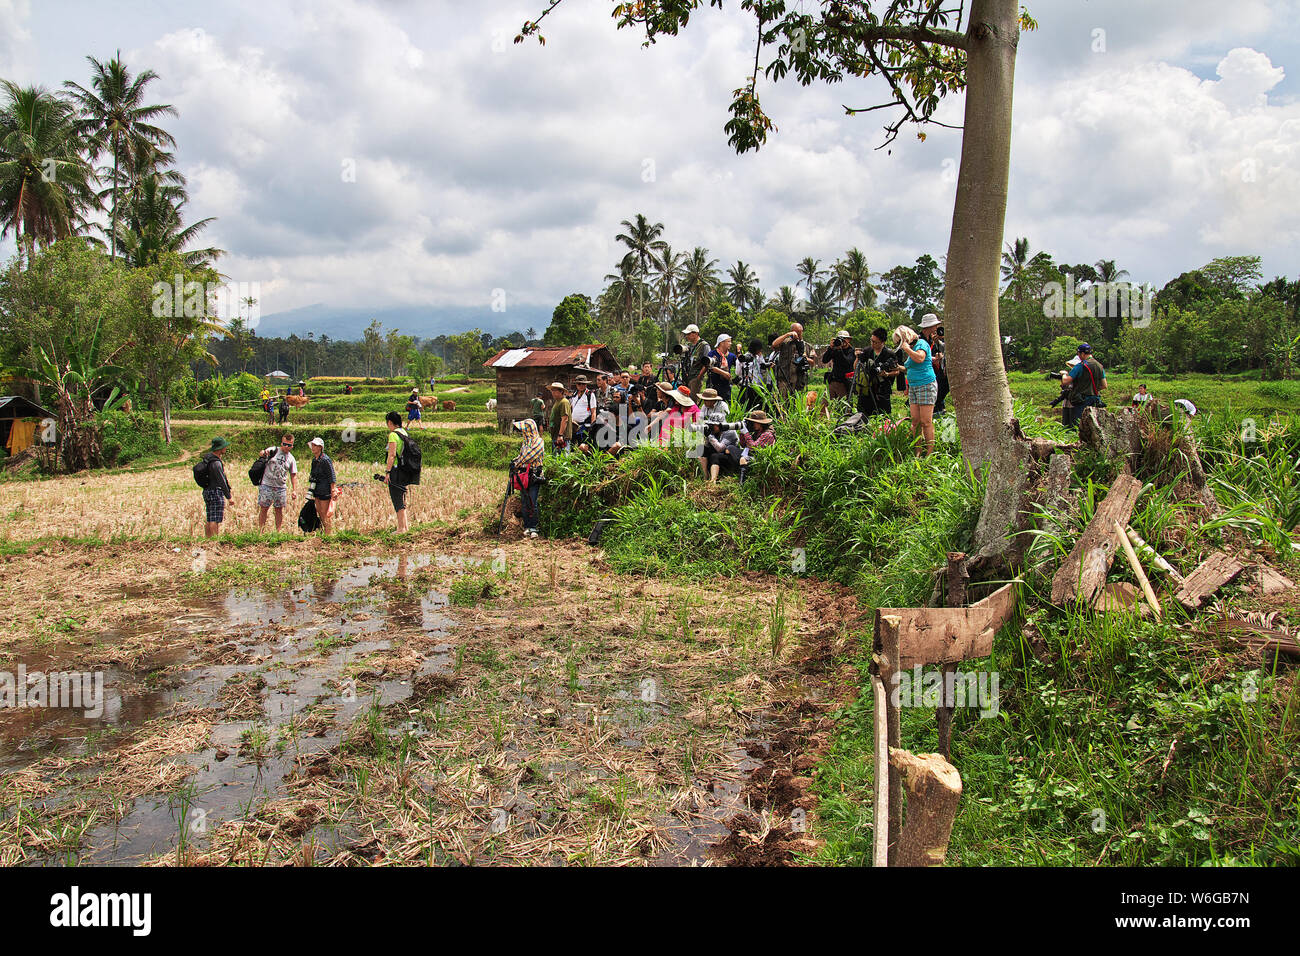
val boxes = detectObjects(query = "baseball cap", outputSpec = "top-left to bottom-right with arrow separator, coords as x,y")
1078,343 -> 1093,353
682,324 -> 700,335
308,437 -> 324,448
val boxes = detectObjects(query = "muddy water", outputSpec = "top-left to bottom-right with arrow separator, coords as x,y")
1,553 -> 455,865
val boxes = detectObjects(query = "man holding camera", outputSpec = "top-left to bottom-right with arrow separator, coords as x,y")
570,376 -> 597,444
855,327 -> 901,418
1061,343 -> 1107,429
821,330 -> 857,409
680,324 -> 711,397
771,322 -> 808,398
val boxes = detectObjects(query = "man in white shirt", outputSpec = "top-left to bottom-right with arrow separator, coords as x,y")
570,377 -> 597,441
257,433 -> 299,531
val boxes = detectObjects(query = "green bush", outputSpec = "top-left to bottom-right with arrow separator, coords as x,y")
96,411 -> 166,466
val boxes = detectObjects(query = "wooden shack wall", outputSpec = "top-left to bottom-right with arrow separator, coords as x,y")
495,367 -> 560,432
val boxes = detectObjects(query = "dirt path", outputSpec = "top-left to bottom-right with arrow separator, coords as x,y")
0,526 -> 861,866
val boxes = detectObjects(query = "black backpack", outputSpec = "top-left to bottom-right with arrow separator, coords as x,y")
193,454 -> 213,489
395,428 -> 422,485
249,455 -> 268,486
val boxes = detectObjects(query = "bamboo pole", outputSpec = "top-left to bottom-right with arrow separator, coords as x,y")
871,670 -> 890,868
1125,526 -> 1184,585
1114,520 -> 1162,620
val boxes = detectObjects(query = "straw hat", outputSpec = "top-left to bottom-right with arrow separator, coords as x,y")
698,388 -> 721,402
671,389 -> 695,408
744,410 -> 773,426
549,381 -> 566,391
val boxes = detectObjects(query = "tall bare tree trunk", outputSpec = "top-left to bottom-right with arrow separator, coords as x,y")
945,0 -> 1019,469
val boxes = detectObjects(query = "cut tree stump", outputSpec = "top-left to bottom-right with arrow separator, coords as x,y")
1050,473 -> 1143,606
1174,552 -> 1245,612
888,748 -> 962,867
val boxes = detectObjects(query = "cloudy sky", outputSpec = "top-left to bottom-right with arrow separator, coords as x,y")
3,0 -> 1299,330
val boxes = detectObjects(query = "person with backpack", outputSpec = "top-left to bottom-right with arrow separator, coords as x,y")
278,393 -> 290,424
510,418 -> 545,538
195,437 -> 235,539
383,410 -> 420,533
255,433 -> 299,532
1062,343 -> 1107,429
306,437 -> 338,535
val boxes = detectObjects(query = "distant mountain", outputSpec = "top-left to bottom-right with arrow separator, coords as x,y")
251,303 -> 554,341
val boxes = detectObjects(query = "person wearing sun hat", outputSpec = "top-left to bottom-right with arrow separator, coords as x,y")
738,409 -> 775,484
200,437 -> 235,539
707,332 -> 736,404
547,381 -> 573,453
697,387 -> 730,424
306,437 -> 338,535
510,418 -> 545,537
680,323 -> 710,396
895,318 -> 937,455
656,385 -> 700,447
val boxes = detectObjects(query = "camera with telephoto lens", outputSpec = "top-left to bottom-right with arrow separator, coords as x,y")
372,473 -> 386,482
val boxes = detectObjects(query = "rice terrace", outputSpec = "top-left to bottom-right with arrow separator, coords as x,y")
0,0 -> 1297,919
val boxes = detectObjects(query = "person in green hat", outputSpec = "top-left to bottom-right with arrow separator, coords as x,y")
201,437 -> 235,538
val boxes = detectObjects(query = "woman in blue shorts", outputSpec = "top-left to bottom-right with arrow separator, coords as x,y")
895,317 -> 938,456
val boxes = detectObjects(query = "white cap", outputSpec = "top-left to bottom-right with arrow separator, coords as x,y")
682,324 -> 700,335
308,436 -> 324,447
919,313 -> 941,329
715,333 -> 732,347
835,330 -> 850,339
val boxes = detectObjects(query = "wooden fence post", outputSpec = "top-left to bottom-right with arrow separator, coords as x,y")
873,612 -> 903,865
936,552 -> 968,758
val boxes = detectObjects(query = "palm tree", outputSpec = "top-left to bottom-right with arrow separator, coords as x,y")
796,256 -> 824,300
681,246 -> 720,326
0,82 -> 100,267
615,213 -> 667,328
833,247 -> 875,311
725,261 -> 759,313
767,285 -> 801,316
114,173 -> 223,269
653,244 -> 686,326
602,257 -> 642,332
808,279 -> 841,323
64,54 -> 177,260
1000,237 -> 1053,304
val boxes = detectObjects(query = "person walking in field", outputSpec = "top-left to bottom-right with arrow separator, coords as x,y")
406,392 -> 423,428
306,437 -> 338,535
278,393 -> 290,424
384,411 -> 412,533
199,437 -> 235,539
256,433 -> 299,531
895,322 -> 937,456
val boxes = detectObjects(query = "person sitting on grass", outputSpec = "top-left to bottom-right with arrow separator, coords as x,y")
700,420 -> 741,483
738,410 -> 774,484
256,433 -> 298,532
201,437 -> 235,539
698,388 -> 730,424
406,391 -> 423,428
894,322 -> 937,456
306,437 -> 337,535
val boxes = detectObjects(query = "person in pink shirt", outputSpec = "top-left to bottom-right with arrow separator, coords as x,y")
657,387 -> 700,446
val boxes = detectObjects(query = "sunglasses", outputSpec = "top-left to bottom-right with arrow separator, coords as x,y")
281,441 -> 293,447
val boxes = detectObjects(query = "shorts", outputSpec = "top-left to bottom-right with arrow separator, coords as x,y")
908,381 -> 938,407
257,484 -> 288,509
408,408 -> 421,421
203,487 -> 226,523
311,483 -> 333,501
389,480 -> 408,512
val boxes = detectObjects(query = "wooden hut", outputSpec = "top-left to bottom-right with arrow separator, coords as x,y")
483,344 -> 620,432
0,396 -> 55,457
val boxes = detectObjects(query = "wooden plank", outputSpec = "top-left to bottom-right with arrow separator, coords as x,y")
1174,551 -> 1245,612
878,582 -> 1017,668
872,614 -> 903,866
870,672 -> 891,868
1050,473 -> 1143,606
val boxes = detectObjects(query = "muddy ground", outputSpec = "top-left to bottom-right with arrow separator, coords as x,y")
0,523 -> 865,866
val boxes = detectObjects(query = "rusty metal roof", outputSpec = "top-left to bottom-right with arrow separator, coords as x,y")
483,345 -> 616,369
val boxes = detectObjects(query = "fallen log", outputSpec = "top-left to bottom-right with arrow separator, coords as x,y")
888,749 -> 962,867
1174,552 -> 1245,612
1050,473 -> 1143,607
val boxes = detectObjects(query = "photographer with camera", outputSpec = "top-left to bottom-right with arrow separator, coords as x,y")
738,409 -> 775,484
679,324 -> 711,397
1062,343 -> 1107,429
895,322 -> 937,456
707,333 -> 736,404
855,327 -> 901,418
821,329 -> 857,415
569,376 -> 597,445
771,322 -> 808,399
734,338 -> 771,412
